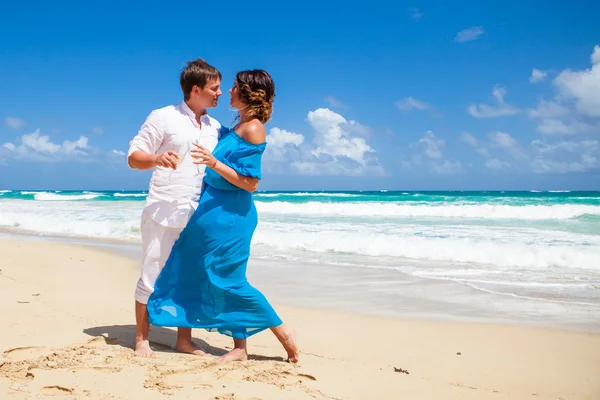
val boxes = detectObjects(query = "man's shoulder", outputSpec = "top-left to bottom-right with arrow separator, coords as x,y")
144,104 -> 179,122
151,104 -> 179,116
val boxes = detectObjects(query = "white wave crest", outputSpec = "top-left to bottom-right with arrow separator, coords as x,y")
113,193 -> 147,197
34,192 -> 104,201
255,201 -> 600,220
253,225 -> 600,272
254,192 -> 360,198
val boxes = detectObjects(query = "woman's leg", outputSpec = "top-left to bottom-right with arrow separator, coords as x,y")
271,323 -> 299,363
218,338 -> 248,362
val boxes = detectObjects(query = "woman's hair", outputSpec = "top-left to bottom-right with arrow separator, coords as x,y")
235,70 -> 275,123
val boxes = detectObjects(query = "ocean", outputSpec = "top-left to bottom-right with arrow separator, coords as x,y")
1,189 -> 599,330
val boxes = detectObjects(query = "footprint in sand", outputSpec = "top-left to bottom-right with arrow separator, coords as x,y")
40,385 -> 74,396
69,366 -> 122,373
162,371 -> 214,390
210,394 -> 236,400
241,368 -> 317,390
3,346 -> 47,361
84,336 -> 120,348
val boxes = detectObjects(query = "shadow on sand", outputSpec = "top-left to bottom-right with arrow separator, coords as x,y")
83,325 -> 285,362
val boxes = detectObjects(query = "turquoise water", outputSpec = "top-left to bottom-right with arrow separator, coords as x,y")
1,189 -> 599,312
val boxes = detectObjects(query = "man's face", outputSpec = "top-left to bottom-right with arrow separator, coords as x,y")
193,78 -> 222,109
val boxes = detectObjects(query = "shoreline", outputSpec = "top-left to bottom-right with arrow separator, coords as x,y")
0,238 -> 599,399
2,231 -> 599,334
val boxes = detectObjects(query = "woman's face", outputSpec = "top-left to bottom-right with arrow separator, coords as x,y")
228,81 -> 243,109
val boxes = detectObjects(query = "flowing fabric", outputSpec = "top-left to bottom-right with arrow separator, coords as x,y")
147,127 -> 282,339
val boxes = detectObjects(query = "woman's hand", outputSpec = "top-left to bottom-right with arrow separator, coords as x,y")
191,143 -> 217,168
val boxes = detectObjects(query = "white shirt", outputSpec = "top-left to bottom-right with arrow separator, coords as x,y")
128,101 -> 221,227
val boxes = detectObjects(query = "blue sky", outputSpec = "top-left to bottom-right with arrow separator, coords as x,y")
1,1 -> 599,191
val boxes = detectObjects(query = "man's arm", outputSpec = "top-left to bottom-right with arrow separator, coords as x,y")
129,150 -> 179,170
127,110 -> 177,170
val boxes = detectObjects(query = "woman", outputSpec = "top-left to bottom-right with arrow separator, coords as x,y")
147,69 -> 299,363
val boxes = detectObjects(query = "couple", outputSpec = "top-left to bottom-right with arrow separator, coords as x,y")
127,59 -> 298,363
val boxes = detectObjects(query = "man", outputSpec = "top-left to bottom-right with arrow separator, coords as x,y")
127,59 -> 222,357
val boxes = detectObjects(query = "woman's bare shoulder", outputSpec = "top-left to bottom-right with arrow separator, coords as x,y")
239,120 -> 266,144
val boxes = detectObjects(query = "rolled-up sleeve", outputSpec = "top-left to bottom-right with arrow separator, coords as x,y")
127,110 -> 164,158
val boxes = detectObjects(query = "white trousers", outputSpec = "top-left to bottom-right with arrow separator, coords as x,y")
134,216 -> 184,304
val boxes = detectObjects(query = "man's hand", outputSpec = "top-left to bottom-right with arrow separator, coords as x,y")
155,151 -> 180,169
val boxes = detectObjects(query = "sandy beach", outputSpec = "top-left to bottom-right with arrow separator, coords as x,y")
1,238 -> 599,400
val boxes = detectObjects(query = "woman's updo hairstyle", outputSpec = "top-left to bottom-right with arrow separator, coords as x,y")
235,69 -> 275,123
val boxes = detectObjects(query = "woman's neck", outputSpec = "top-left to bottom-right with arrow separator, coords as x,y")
238,109 -> 253,124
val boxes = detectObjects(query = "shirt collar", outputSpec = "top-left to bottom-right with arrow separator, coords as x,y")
179,101 -> 212,126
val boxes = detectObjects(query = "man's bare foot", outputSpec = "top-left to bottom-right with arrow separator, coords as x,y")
218,348 -> 248,363
175,339 -> 208,356
134,340 -> 156,358
281,328 -> 299,363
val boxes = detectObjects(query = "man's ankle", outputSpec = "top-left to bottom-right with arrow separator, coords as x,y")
136,335 -> 149,344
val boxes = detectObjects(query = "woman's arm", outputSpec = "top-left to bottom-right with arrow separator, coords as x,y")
191,122 -> 266,193
210,160 -> 259,192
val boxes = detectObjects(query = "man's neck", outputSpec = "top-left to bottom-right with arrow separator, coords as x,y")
184,100 -> 206,118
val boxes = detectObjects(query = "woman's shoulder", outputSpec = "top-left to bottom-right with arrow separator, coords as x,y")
238,120 -> 266,145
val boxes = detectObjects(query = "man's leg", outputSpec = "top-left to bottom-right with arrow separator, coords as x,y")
134,217 -> 207,356
175,327 -> 207,355
134,300 -> 154,357
133,215 -> 162,357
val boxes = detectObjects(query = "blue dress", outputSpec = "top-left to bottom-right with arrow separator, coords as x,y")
147,127 -> 282,339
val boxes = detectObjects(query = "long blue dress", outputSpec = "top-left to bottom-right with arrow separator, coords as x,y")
147,127 -> 282,339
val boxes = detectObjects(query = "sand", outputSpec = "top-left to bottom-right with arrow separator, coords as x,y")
0,239 -> 599,399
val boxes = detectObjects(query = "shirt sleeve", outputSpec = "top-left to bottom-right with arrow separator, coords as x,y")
127,110 -> 164,158
221,144 -> 266,179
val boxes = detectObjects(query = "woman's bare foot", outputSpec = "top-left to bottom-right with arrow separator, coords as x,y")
134,339 -> 156,358
175,339 -> 208,356
281,329 -> 299,363
271,325 -> 299,363
218,347 -> 248,363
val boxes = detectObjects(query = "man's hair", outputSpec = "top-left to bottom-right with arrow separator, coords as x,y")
180,59 -> 222,100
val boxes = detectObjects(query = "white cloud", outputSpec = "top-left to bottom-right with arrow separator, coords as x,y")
111,150 -> 125,156
4,117 -> 25,129
264,127 -> 305,163
2,142 -> 16,151
527,100 -> 570,120
529,69 -> 548,83
553,45 -> 600,118
528,100 -> 596,136
454,26 -> 485,43
490,131 -> 529,162
536,119 -> 596,136
268,127 -> 305,147
461,132 -> 490,158
467,85 -> 519,118
395,97 -> 432,111
489,131 -> 518,149
462,132 -> 511,170
91,127 -> 104,135
324,96 -> 347,108
344,120 -> 373,138
263,108 -> 382,176
484,158 -> 511,170
410,8 -> 423,20
404,131 -> 461,174
531,139 -> 599,174
527,47 -> 600,136
462,129 -> 599,174
1,129 -> 91,162
591,45 -> 600,65
462,131 -> 534,171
